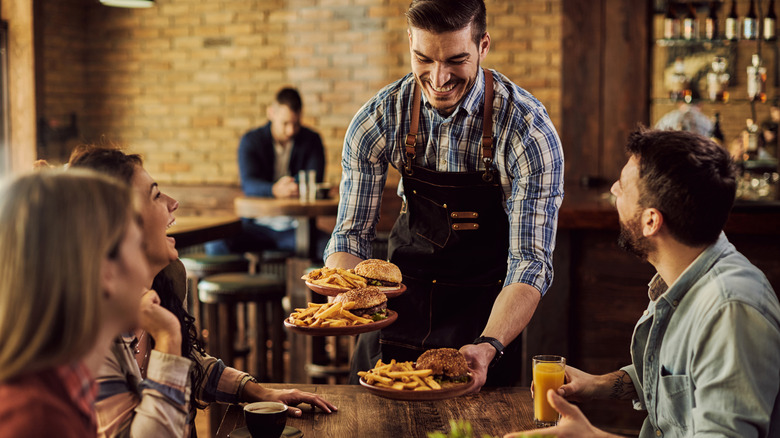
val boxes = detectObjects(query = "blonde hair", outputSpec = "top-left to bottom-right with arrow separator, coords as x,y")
0,169 -> 133,381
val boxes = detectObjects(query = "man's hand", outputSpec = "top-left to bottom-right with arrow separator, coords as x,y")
459,342 -> 495,393
272,176 -> 299,199
503,390 -> 617,438
531,366 -> 635,403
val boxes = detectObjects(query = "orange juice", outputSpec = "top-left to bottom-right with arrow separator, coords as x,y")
533,357 -> 565,425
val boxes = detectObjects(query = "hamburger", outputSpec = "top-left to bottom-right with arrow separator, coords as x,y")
334,286 -> 388,321
354,259 -> 402,288
415,348 -> 470,384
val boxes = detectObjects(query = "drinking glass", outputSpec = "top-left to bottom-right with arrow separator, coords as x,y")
532,355 -> 566,427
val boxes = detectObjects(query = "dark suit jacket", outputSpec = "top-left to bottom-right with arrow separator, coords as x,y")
238,122 -> 326,197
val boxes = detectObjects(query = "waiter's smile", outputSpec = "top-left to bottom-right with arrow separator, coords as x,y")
408,24 -> 490,116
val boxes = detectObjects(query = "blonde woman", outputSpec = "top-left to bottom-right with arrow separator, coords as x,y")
0,170 -> 151,437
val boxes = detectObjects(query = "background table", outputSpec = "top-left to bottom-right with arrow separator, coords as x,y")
234,196 -> 339,259
167,215 -> 242,249
216,383 -> 535,438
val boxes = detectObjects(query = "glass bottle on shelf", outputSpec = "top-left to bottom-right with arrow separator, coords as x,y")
664,1 -> 681,39
670,57 -> 690,102
744,0 -> 758,40
746,119 -> 760,161
766,0 -> 777,41
705,1 -> 719,40
683,3 -> 698,40
726,0 -> 739,40
711,113 -> 725,145
707,57 -> 730,102
747,53 -> 767,102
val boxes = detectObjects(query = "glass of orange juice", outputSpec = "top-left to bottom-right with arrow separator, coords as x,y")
532,355 -> 566,427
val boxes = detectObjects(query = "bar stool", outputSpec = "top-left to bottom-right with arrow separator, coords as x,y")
197,272 -> 286,382
180,253 -> 250,341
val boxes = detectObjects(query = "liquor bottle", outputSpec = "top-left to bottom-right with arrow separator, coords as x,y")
664,2 -> 681,39
711,113 -> 725,145
725,0 -> 739,40
766,0 -> 777,40
747,53 -> 767,102
746,120 -> 760,161
683,3 -> 698,39
705,1 -> 719,40
744,0 -> 758,40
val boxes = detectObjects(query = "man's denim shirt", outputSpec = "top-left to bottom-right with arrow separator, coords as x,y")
622,232 -> 780,437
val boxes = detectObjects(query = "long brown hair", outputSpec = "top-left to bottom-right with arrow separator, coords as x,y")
69,144 -> 208,410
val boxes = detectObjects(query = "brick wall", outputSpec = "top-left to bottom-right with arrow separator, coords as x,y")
37,0 -> 562,193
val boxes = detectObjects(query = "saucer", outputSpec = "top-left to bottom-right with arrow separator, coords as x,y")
228,425 -> 303,438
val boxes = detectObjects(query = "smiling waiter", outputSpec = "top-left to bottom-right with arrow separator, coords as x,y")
324,0 -> 564,390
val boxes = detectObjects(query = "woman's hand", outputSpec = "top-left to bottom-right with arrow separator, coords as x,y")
244,382 -> 337,417
138,289 -> 181,355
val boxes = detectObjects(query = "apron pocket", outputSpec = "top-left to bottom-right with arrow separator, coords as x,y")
408,192 -> 451,248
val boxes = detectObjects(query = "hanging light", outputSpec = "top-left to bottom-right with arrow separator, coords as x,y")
99,0 -> 155,8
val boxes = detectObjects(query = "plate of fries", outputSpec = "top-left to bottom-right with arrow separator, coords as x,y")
358,359 -> 475,401
284,301 -> 398,336
302,267 -> 406,298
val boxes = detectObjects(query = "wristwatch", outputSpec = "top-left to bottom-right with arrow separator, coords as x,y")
473,336 -> 504,368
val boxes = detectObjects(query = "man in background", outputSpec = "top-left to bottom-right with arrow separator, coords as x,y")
206,87 -> 328,258
509,129 -> 780,438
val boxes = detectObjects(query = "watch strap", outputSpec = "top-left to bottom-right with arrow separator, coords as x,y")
473,336 -> 504,368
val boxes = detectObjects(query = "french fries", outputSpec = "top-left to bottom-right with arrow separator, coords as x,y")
302,267 -> 368,290
288,301 -> 374,328
358,359 -> 442,391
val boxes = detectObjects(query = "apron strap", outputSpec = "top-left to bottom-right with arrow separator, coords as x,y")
404,68 -> 495,179
405,84 -> 421,174
482,69 -> 495,182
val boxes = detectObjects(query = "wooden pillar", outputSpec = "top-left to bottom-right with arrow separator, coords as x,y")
1,0 -> 37,173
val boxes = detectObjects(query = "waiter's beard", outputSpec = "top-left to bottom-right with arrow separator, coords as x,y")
617,212 -> 655,261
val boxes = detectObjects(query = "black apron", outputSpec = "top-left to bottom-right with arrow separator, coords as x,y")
350,70 -> 522,386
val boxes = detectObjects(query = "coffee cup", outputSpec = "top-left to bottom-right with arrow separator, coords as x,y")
244,402 -> 287,438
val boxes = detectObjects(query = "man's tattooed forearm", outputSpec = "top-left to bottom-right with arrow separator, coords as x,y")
609,370 -> 636,400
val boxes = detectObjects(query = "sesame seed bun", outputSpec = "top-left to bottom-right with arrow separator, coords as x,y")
354,259 -> 402,285
415,348 -> 469,380
333,286 -> 387,318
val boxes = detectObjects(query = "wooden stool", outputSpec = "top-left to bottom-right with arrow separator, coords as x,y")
181,253 -> 249,341
198,273 -> 286,382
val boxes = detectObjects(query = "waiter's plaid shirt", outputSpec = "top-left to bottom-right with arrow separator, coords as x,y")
324,69 -> 564,295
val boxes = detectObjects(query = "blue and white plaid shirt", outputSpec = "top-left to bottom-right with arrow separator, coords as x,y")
324,69 -> 564,295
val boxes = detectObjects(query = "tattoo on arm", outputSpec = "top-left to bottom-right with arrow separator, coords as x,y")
609,370 -> 636,400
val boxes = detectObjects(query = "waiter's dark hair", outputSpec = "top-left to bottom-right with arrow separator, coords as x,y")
406,0 -> 487,46
625,127 -> 736,247
275,87 -> 303,113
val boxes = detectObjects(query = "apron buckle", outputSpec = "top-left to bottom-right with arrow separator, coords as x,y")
482,157 -> 495,182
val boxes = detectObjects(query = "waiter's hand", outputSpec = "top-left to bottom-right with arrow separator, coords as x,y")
459,342 -> 495,393
272,176 -> 299,199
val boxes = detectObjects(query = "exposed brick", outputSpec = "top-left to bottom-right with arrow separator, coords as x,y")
39,0 -> 563,185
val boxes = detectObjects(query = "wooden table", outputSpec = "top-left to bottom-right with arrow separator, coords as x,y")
167,215 -> 242,249
216,384 -> 534,438
234,196 -> 340,259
